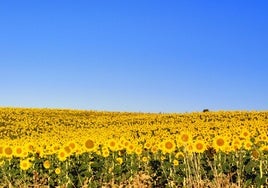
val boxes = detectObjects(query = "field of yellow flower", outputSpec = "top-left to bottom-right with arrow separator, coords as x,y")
0,107 -> 267,187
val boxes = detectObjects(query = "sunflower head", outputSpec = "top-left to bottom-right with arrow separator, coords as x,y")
213,135 -> 228,152
43,160 -> 51,169
20,159 -> 32,171
193,140 -> 206,153
84,139 -> 95,151
162,140 -> 176,153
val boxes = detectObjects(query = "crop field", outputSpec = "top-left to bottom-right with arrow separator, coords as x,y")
0,107 -> 267,187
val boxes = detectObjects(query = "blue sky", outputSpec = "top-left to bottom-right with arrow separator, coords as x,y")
0,1 -> 267,113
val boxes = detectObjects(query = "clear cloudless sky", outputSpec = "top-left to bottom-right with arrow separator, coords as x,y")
0,1 -> 267,113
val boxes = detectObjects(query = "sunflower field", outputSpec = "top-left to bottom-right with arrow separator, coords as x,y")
0,107 -> 267,187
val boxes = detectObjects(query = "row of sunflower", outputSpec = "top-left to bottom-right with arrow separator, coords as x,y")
0,107 -> 267,187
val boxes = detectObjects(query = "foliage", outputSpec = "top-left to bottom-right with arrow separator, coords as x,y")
0,107 -> 267,187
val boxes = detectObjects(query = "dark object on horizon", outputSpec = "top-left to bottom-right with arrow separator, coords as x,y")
203,109 -> 209,112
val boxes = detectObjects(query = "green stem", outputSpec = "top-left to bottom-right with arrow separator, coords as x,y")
184,151 -> 192,186
260,160 -> 263,179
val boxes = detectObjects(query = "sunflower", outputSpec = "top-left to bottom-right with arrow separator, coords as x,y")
135,146 -> 143,156
240,129 -> 251,140
102,148 -> 110,158
173,159 -> 179,166
213,135 -> 227,152
3,146 -> 13,158
251,149 -> 260,160
127,143 -> 136,154
256,133 -> 268,144
243,140 -> 252,150
185,143 -> 194,154
116,157 -> 123,165
231,138 -> 242,151
177,131 -> 192,146
35,147 -> 44,158
43,160 -> 51,169
119,138 -> 129,149
123,140 -> 130,148
52,144 -> 60,152
144,141 -> 152,150
25,142 -> 35,153
68,141 -> 77,151
117,143 -> 124,151
57,150 -> 67,162
14,146 -> 23,157
162,140 -> 176,153
142,156 -> 148,163
260,145 -> 268,152
84,139 -> 95,152
175,151 -> 184,159
193,140 -> 206,153
55,167 -> 61,175
107,139 -> 118,151
64,146 -> 72,156
150,146 -> 158,154
20,159 -> 32,171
